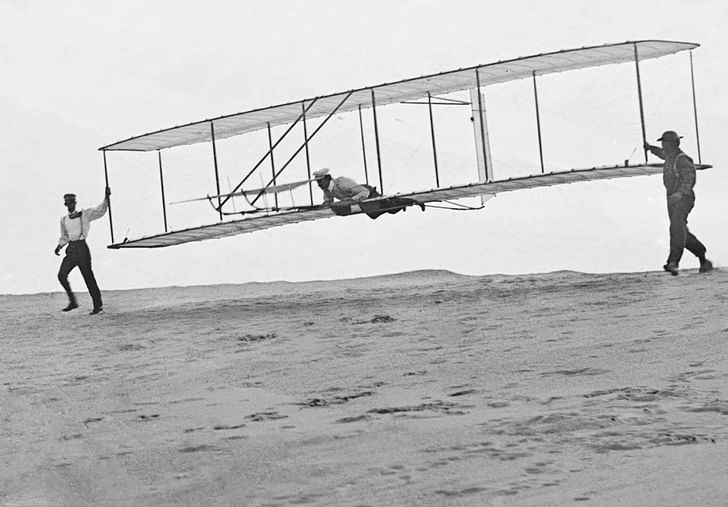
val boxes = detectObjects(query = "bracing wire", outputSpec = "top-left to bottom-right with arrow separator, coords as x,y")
425,200 -> 487,211
625,145 -> 639,165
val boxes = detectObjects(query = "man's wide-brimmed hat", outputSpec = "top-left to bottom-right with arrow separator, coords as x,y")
313,168 -> 330,180
63,193 -> 76,200
657,130 -> 683,143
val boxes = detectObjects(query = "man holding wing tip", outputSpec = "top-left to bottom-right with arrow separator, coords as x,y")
55,187 -> 111,314
644,131 -> 712,276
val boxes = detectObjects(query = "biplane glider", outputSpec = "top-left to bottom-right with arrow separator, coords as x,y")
100,40 -> 710,249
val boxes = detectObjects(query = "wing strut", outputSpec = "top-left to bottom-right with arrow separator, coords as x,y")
158,151 -> 168,232
358,104 -> 370,186
301,102 -> 314,205
474,69 -> 490,182
427,92 -> 440,187
689,51 -> 702,164
266,122 -> 278,209
532,71 -> 545,174
102,150 -> 114,244
634,43 -> 648,164
371,89 -> 384,194
250,90 -> 355,207
210,121 -> 223,220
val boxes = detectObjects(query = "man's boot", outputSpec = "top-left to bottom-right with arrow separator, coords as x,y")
663,263 -> 679,276
699,259 -> 713,273
62,300 -> 79,312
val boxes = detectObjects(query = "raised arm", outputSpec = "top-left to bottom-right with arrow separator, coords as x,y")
644,142 -> 665,160
85,187 -> 111,221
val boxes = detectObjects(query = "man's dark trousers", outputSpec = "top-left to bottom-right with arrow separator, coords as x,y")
667,194 -> 706,265
58,240 -> 102,309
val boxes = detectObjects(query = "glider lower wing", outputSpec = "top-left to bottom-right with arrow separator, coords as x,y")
108,163 -> 700,249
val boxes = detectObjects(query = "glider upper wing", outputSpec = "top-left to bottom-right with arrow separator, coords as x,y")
99,40 -> 698,153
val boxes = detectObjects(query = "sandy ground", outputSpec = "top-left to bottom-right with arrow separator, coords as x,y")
1,268 -> 727,506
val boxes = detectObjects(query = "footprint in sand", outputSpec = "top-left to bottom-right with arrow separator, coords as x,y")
59,433 -> 83,441
447,387 -> 479,397
434,486 -> 489,497
236,333 -> 277,344
213,423 -> 246,430
487,401 -> 509,408
683,400 -> 728,415
118,343 -> 145,351
336,414 -> 372,424
178,444 -> 221,453
540,367 -> 610,377
246,411 -> 288,422
368,400 -> 470,417
297,390 -> 374,408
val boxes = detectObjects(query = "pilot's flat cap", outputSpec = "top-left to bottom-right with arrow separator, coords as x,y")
313,168 -> 330,179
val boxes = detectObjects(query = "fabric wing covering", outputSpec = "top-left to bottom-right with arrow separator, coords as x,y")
101,40 -> 697,152
109,163 -> 714,248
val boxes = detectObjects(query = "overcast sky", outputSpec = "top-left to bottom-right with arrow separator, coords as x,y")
2,0 -> 726,295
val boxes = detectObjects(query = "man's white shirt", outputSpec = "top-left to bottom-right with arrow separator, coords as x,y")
58,198 -> 109,247
323,176 -> 370,204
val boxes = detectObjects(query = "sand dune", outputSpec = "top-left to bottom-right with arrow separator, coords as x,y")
2,268 -> 727,506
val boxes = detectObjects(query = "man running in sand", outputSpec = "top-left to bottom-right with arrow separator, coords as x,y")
55,187 -> 111,314
644,130 -> 712,276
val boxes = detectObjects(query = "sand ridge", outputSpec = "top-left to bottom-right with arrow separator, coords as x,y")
1,269 -> 727,505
